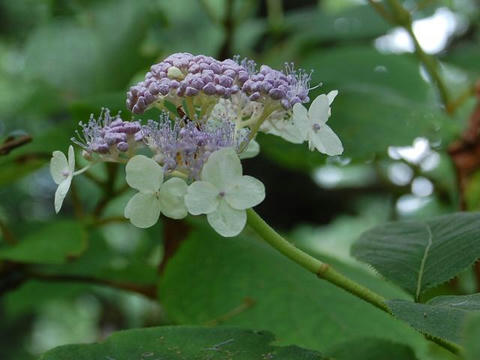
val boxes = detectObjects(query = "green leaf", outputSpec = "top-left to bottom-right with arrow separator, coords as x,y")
463,313 -> 480,360
352,212 -> 480,299
0,221 -> 87,264
326,338 -> 418,360
159,226 -> 428,354
331,88 -> 453,160
287,5 -> 390,43
38,230 -> 157,286
388,294 -> 480,345
24,0 -> 153,97
39,326 -> 326,360
305,47 -> 432,103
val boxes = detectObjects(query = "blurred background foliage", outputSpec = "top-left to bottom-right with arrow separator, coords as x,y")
0,0 -> 479,359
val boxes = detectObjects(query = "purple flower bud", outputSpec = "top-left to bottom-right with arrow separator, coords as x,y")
203,83 -> 216,95
117,142 -> 129,152
72,108 -> 144,156
185,87 -> 199,96
249,92 -> 261,101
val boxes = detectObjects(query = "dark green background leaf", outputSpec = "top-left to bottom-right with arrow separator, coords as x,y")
0,221 -> 87,264
463,313 -> 480,360
159,226 -> 428,355
39,326 -> 326,360
326,338 -> 418,360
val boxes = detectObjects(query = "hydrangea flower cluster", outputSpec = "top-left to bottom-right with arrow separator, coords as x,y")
51,52 -> 343,237
72,108 -> 143,159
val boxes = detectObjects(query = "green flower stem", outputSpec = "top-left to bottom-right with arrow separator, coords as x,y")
246,209 -> 389,312
246,209 -> 461,356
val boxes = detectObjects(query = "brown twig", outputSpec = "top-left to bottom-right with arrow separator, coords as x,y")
0,135 -> 32,155
448,81 -> 480,210
26,271 -> 157,299
203,297 -> 256,326
0,218 -> 16,245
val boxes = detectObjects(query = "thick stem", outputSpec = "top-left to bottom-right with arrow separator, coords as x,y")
246,208 -> 461,356
246,209 -> 389,312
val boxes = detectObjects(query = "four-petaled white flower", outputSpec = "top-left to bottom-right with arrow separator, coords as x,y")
124,155 -> 188,228
185,148 -> 265,237
292,90 -> 343,156
50,145 -> 75,213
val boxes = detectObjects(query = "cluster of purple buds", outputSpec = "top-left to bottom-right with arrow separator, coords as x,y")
142,114 -> 248,179
241,63 -> 312,109
126,53 -> 250,114
72,109 -> 143,155
126,52 -> 313,115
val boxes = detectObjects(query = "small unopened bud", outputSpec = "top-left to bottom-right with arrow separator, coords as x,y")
167,66 -> 184,80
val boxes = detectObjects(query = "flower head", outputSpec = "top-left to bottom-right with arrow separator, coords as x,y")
126,53 -> 250,114
142,113 -> 249,179
50,145 -> 75,213
185,148 -> 265,237
292,91 -> 343,156
72,108 -> 143,158
124,155 -> 188,228
240,62 -> 312,109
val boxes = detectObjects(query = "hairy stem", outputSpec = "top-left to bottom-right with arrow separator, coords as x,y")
246,209 -> 389,311
246,208 -> 461,355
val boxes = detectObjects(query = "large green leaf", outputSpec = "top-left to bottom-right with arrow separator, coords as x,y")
463,313 -> 480,360
388,294 -> 480,344
287,6 -> 390,43
0,221 -> 87,264
38,229 -> 157,286
39,326 -> 326,360
326,338 -> 418,360
352,212 -> 480,299
305,47 -> 432,103
159,226 -> 429,355
24,0 -> 153,97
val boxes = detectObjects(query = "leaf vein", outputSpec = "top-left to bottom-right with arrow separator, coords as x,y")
415,223 -> 433,300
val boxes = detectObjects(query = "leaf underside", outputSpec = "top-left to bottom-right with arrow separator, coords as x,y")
388,293 -> 480,344
352,212 -> 480,298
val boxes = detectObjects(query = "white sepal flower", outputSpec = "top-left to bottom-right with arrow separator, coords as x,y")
292,90 -> 343,156
124,155 -> 187,228
185,148 -> 265,237
50,145 -> 75,213
260,110 -> 304,144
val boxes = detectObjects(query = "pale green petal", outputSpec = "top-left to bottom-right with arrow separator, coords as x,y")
207,201 -> 246,237
201,148 -> 242,189
309,124 -> 344,156
124,192 -> 161,228
292,103 -> 310,139
67,145 -> 75,171
327,90 -> 338,105
239,139 -> 260,159
50,151 -> 69,185
159,177 -> 188,219
54,176 -> 72,213
279,122 -> 304,144
126,155 -> 163,193
185,181 -> 219,215
308,94 -> 329,124
225,175 -> 265,210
